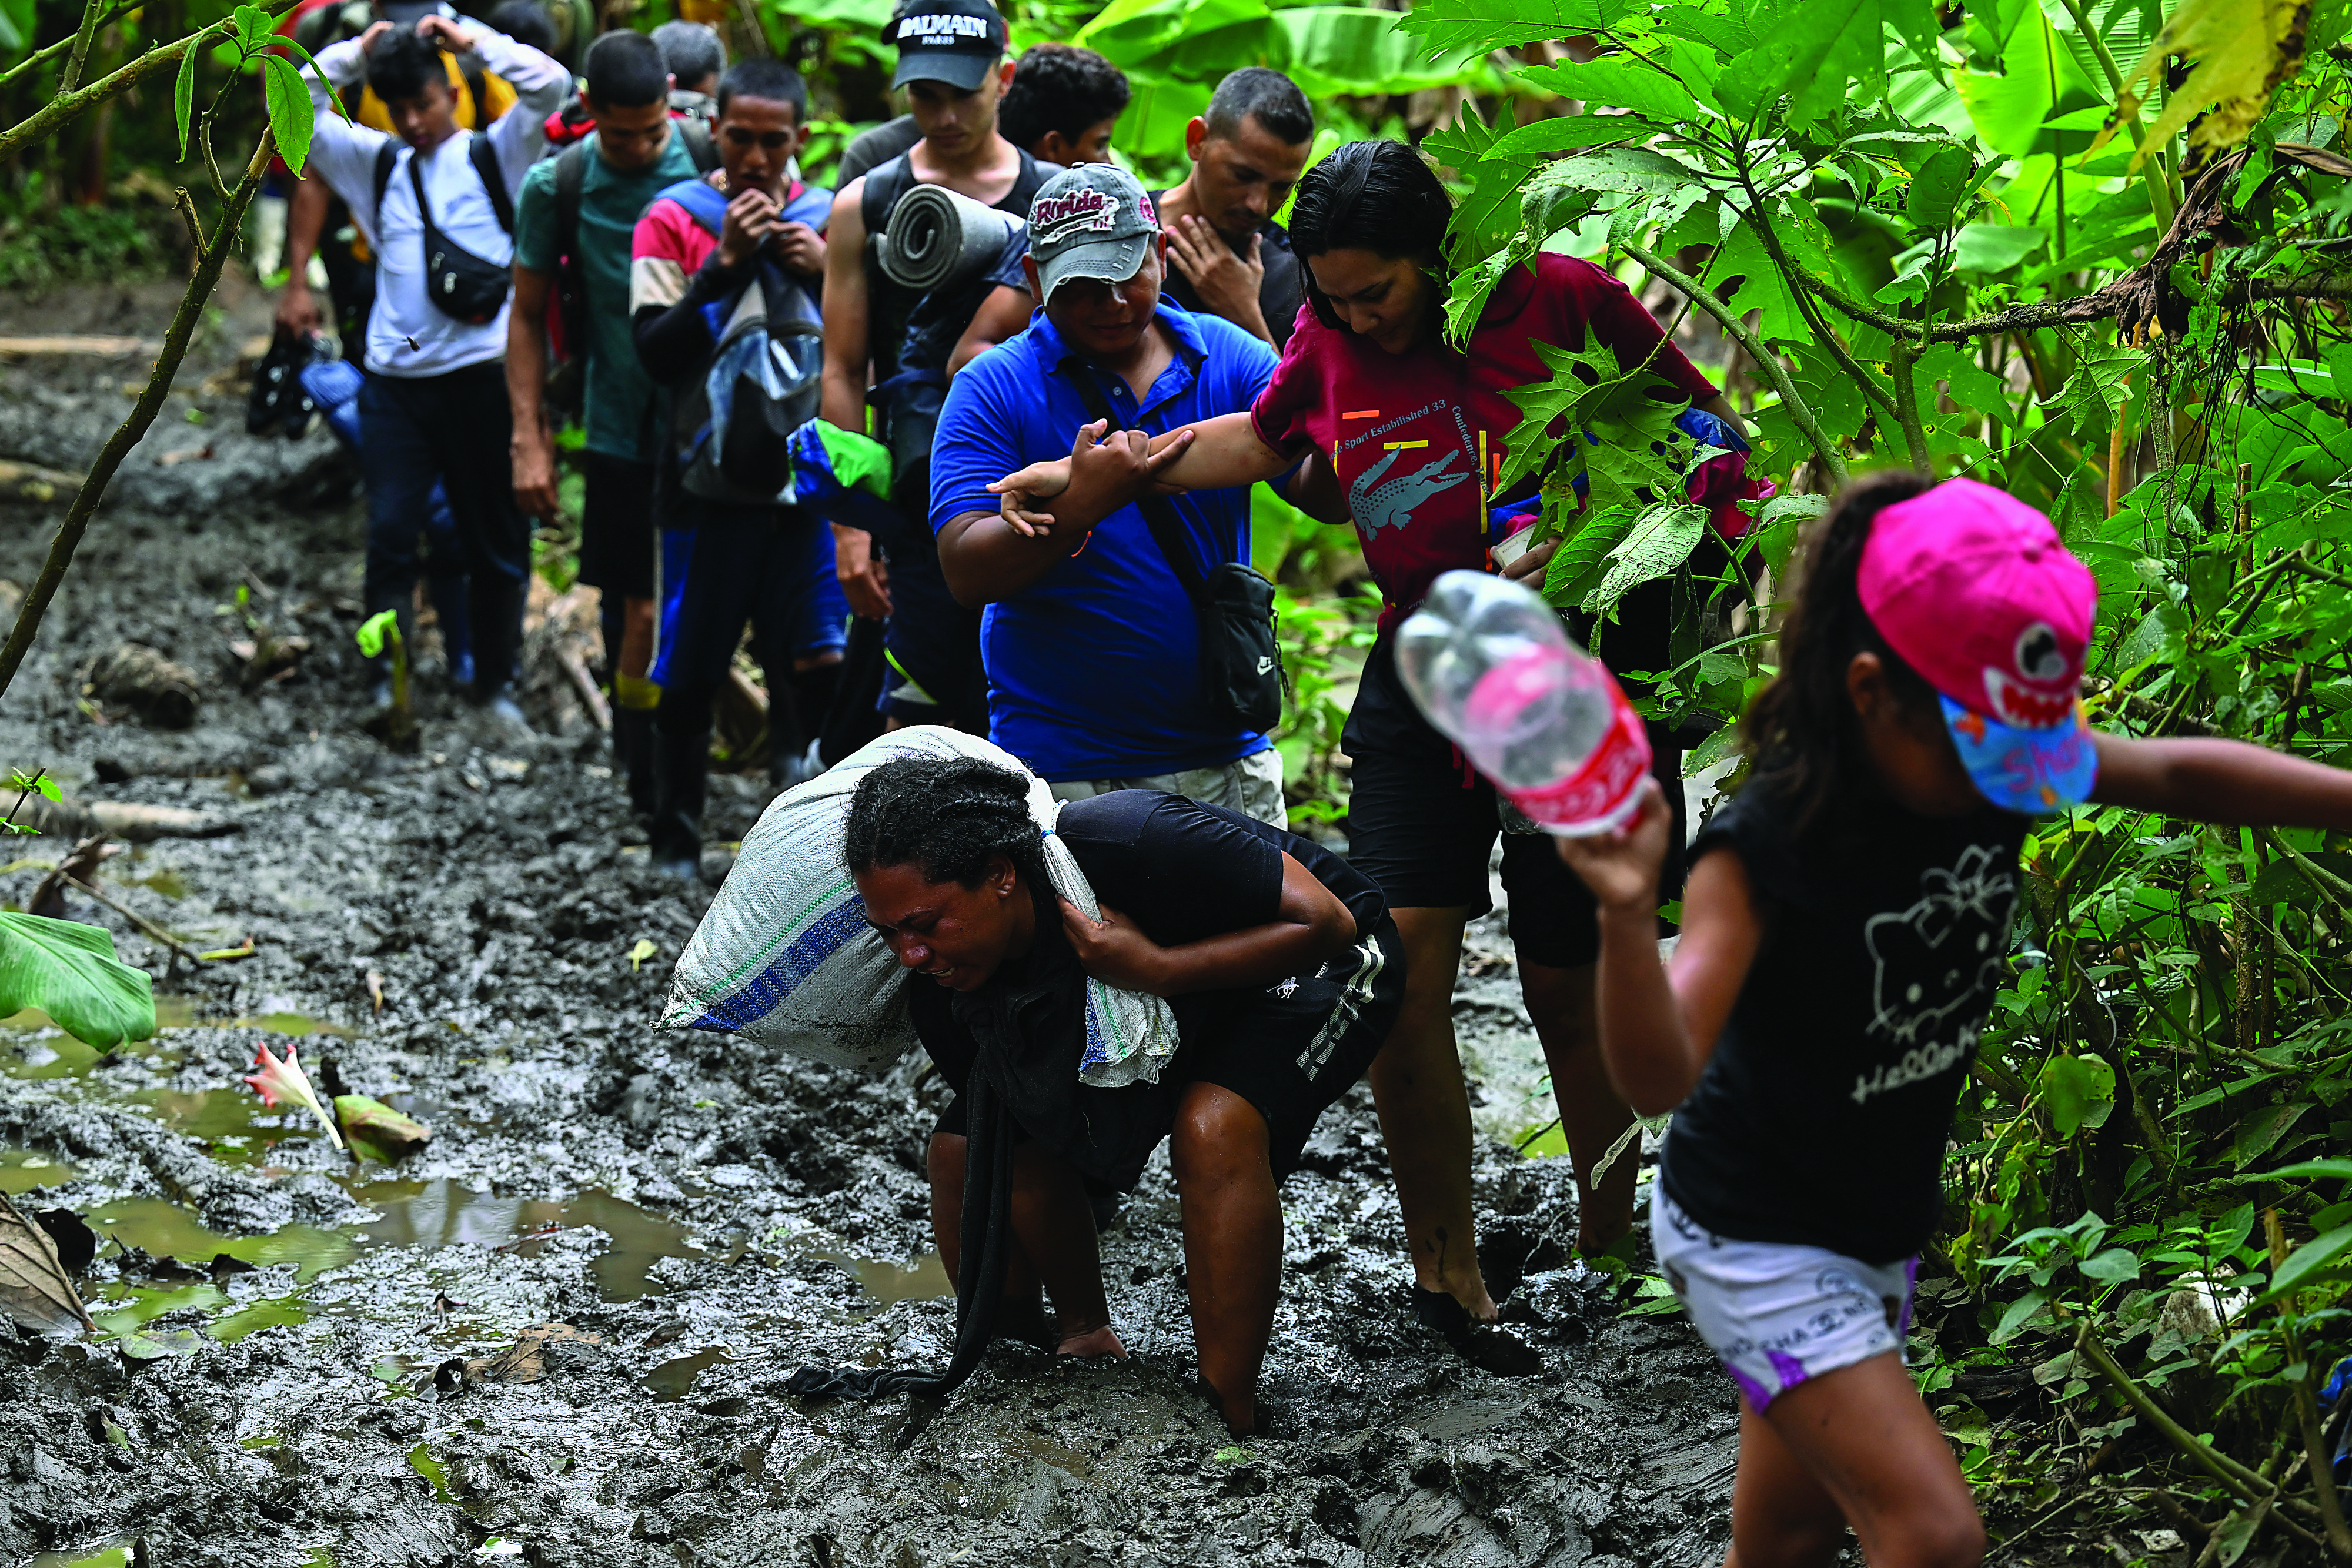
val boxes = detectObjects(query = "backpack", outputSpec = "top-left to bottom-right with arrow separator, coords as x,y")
545,119 -> 719,413
661,178 -> 833,505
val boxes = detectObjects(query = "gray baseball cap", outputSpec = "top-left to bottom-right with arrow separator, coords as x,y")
1027,164 -> 1161,307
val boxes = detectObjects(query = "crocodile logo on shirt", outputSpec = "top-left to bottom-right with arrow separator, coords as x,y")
1350,446 -> 1472,537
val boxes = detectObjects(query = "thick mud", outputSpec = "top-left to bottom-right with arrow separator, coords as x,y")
0,276 -> 1740,1567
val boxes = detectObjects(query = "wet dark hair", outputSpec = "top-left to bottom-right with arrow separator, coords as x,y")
583,27 -> 667,110
997,44 -> 1129,155
716,57 -> 807,122
843,757 -> 1050,891
1739,470 -> 1942,828
652,18 -> 723,91
1287,139 -> 1451,330
487,0 -> 556,56
366,25 -> 444,105
1202,65 -> 1310,146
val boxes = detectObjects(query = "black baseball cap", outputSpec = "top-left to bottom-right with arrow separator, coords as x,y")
884,0 -> 1007,91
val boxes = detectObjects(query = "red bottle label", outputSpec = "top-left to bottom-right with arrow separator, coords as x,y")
1504,680 -> 1651,831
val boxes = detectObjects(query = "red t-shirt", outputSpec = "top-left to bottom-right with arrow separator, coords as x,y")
1250,252 -> 1720,633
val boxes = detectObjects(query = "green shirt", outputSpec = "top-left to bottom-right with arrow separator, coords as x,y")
514,128 -> 700,462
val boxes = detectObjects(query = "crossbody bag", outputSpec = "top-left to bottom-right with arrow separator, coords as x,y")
1055,359 -> 1284,735
375,132 -> 514,326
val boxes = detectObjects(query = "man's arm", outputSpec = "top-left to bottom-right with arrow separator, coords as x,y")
458,17 -> 567,183
947,283 -> 1034,377
941,422 -> 1198,606
818,179 -> 890,618
273,172 -> 332,336
506,264 -> 559,519
991,411 -> 1291,536
300,35 -> 389,227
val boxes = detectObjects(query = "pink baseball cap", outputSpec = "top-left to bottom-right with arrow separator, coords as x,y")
1857,478 -> 2100,814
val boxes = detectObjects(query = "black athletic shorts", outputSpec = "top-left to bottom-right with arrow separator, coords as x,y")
930,915 -> 1406,1180
576,451 -> 657,599
878,514 -> 988,730
1342,636 -> 1688,971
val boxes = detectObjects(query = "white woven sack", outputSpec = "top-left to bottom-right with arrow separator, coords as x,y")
656,726 -> 1178,1087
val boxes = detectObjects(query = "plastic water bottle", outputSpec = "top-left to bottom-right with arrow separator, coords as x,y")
1395,570 -> 1653,837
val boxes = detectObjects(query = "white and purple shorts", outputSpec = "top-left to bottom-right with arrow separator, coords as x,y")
1651,1189 -> 1917,1412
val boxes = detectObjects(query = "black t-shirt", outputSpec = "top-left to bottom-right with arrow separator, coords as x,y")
1659,776 -> 2030,1264
834,115 -> 923,186
1055,789 -> 1384,1031
1149,193 -> 1305,352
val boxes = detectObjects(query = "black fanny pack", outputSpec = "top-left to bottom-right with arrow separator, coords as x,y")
1057,360 -> 1285,735
377,134 -> 515,327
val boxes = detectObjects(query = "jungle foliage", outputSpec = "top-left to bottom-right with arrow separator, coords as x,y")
1408,0 -> 2352,1554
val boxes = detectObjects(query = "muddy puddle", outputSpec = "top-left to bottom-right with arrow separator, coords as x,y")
0,276 -> 1741,1568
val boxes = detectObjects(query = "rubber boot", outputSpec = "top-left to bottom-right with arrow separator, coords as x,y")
649,708 -> 709,881
612,703 -> 658,824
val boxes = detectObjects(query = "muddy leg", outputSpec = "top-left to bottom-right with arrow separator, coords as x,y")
1729,1356 -> 1983,1568
1170,1082 -> 1279,1436
1366,904 -> 1496,1318
927,1131 -> 1120,1357
1520,959 -> 1638,1256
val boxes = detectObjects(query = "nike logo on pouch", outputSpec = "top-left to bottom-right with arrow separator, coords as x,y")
1256,656 -> 1275,674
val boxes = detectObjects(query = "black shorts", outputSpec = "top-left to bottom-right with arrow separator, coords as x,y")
1342,637 -> 1688,971
932,916 -> 1406,1180
576,452 -> 657,599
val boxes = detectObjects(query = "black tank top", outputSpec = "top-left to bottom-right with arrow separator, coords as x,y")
858,146 -> 1055,382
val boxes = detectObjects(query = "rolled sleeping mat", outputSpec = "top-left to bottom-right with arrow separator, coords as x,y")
876,184 -> 1025,295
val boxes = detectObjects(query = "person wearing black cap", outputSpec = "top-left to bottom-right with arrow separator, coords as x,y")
818,0 -> 1056,740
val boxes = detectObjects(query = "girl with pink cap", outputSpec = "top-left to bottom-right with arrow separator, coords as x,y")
1556,472 -> 2352,1567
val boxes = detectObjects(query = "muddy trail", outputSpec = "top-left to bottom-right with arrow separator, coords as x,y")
0,276 -> 1741,1568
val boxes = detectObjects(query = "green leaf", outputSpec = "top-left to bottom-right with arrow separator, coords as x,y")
1953,0 -> 2107,160
1423,107 -> 1531,269
0,912 -> 155,1049
1990,1289 -> 2050,1343
1723,0 -> 1917,129
2257,1222 -> 2352,1303
2080,1246 -> 2140,1283
2039,1052 -> 2115,1139
174,33 -> 202,164
1443,248 -> 1529,349
262,54 -> 314,178
1521,146 -> 1702,238
1544,503 -> 1636,610
1393,0 -> 1637,55
2112,601 -> 2187,673
1905,143 -> 1974,231
1950,220 -> 2047,272
6,769 -> 61,804
230,2 -> 272,47
2250,1158 -> 2352,1184
355,609 -> 401,659
1486,113 -> 1665,161
2047,348 -> 2141,439
1272,8 -> 1494,98
1515,56 -> 1709,123
1712,219 -> 1806,346
1587,503 -> 1705,620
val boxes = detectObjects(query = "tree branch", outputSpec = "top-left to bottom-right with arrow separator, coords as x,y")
0,128 -> 275,704
1729,153 -> 1904,428
1890,336 -> 1931,475
1619,237 -> 1849,487
58,0 -> 107,95
0,0 -> 296,165
0,0 -> 140,88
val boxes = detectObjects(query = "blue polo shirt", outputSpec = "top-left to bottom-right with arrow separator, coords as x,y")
929,300 -> 1279,781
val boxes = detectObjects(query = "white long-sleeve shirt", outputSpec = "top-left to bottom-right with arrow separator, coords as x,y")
305,24 -> 567,379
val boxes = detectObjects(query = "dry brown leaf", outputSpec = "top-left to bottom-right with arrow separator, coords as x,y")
0,1193 -> 93,1335
459,1323 -> 602,1386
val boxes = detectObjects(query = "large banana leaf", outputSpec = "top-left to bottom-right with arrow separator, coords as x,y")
0,912 -> 156,1050
1271,8 -> 1494,97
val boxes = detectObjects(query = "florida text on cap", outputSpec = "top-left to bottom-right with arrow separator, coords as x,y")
1856,477 -> 2102,815
1026,164 -> 1160,306
884,0 -> 1007,91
